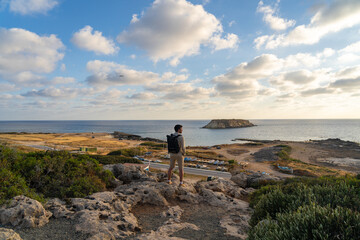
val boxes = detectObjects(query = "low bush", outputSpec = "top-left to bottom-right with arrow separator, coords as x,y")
107,147 -> 146,157
249,204 -> 360,240
89,154 -> 142,165
0,144 -> 118,202
107,150 -> 122,155
0,168 -> 42,204
140,142 -> 165,148
249,175 -> 360,239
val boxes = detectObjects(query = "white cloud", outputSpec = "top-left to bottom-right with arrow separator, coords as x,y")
257,1 -> 295,31
255,0 -> 360,49
337,41 -> 360,63
162,87 -> 213,100
127,92 -> 156,100
60,63 -> 66,71
339,41 -> 360,53
51,76 -> 76,85
209,33 -> 239,51
0,83 -> 16,92
9,0 -> 58,15
130,54 -> 136,59
301,87 -> 336,97
330,77 -> 360,90
338,53 -> 360,63
336,66 -> 360,79
0,28 -> 64,74
22,87 -> 79,99
86,60 -> 188,86
280,70 -> 317,84
117,0 -> 238,65
71,26 -> 119,55
0,28 -> 64,84
212,54 -> 282,99
145,82 -> 194,92
144,82 -> 213,101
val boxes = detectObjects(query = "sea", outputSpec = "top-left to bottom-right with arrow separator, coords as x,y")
0,119 -> 359,146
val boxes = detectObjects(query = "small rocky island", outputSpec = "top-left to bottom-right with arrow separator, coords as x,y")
203,119 -> 255,129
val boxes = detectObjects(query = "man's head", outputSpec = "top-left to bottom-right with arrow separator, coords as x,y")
174,124 -> 183,133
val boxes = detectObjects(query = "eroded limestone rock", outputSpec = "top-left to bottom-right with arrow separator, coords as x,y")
0,196 -> 52,228
0,228 -> 22,240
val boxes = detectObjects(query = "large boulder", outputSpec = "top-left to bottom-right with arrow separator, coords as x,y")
231,172 -> 280,188
135,205 -> 199,240
44,198 -> 73,219
197,178 -> 246,199
230,173 -> 248,188
0,228 -> 22,240
0,196 -> 52,228
74,209 -> 140,239
112,164 -> 155,183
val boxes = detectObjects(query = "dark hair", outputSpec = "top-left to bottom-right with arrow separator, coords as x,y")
174,124 -> 182,132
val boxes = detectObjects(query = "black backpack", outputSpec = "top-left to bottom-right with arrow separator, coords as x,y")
167,134 -> 180,153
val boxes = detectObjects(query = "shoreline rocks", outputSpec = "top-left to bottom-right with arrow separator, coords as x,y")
203,119 -> 255,129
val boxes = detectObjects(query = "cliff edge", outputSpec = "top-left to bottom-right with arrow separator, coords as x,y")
203,119 -> 255,129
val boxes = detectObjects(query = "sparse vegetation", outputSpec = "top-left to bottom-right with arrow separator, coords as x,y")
187,150 -> 227,160
274,145 -> 342,176
90,154 -> 142,165
107,147 -> 147,157
140,141 -> 166,150
248,175 -> 360,239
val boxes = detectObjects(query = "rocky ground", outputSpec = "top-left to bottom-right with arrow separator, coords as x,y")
0,164 -> 278,240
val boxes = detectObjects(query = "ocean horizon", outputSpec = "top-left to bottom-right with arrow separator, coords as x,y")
0,119 -> 359,146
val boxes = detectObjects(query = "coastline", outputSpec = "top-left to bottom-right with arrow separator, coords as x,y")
1,132 -> 359,178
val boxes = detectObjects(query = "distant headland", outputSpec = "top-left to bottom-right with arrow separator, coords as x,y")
202,119 -> 255,129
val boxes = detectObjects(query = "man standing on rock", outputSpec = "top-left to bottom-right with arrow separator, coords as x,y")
167,124 -> 186,186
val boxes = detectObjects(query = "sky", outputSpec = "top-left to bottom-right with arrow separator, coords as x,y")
0,0 -> 360,120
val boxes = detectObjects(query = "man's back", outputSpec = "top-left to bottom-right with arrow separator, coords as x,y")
172,132 -> 185,155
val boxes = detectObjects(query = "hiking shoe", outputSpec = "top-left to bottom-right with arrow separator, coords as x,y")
167,180 -> 172,184
179,183 -> 185,187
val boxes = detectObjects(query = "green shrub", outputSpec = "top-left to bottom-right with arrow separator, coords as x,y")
140,142 -> 166,148
89,154 -> 141,165
250,176 -> 360,225
0,168 -> 42,204
0,145 -> 117,201
107,150 -> 122,155
249,204 -> 360,240
107,147 -> 146,157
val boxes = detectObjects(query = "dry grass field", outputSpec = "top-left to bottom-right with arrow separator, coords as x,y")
0,132 -> 131,153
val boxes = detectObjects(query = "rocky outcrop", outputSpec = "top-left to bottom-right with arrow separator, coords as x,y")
0,228 -> 22,240
112,131 -> 165,143
252,146 -> 283,162
203,119 -> 255,129
2,164 -> 262,239
231,171 -> 281,188
0,196 -> 52,228
136,205 -> 199,240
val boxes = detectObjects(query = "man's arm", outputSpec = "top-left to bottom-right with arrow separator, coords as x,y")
178,135 -> 186,155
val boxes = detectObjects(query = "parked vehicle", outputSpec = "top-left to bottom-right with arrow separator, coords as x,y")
154,159 -> 162,163
213,160 -> 219,165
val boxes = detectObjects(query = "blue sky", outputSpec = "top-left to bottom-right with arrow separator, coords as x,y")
1,0 -> 360,120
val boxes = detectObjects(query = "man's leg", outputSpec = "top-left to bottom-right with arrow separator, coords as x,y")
178,155 -> 184,183
168,155 -> 175,182
168,167 -> 173,181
